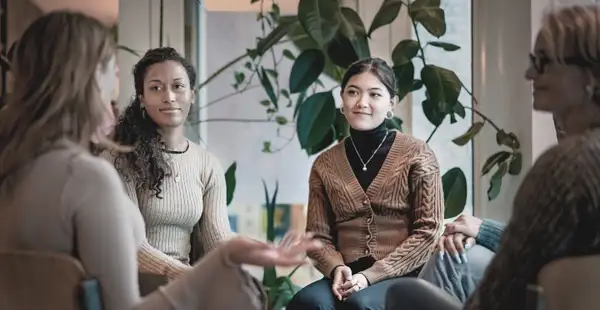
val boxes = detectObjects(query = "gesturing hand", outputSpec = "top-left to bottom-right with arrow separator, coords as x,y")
225,232 -> 322,267
339,273 -> 369,299
331,265 -> 352,300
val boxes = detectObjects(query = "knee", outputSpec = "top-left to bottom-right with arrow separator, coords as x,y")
341,294 -> 378,310
287,285 -> 331,310
385,278 -> 462,310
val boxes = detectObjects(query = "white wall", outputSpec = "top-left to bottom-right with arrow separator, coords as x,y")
117,0 -> 185,111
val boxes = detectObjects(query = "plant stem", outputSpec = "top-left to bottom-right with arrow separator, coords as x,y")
426,124 -> 440,143
199,85 -> 261,111
196,53 -> 248,91
464,106 -> 501,131
287,263 -> 302,278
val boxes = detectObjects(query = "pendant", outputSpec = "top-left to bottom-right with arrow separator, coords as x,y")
362,166 -> 367,171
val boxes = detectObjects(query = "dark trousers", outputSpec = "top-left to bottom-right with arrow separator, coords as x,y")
287,277 -> 405,310
384,278 -> 462,310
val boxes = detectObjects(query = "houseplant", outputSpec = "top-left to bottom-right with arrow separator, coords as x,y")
204,0 -> 522,219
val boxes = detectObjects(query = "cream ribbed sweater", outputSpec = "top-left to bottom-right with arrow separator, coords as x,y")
102,141 -> 232,279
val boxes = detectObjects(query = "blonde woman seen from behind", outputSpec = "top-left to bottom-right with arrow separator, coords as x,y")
0,11 -> 320,310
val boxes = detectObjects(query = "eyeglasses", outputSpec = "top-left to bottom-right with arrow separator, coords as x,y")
529,53 -> 592,73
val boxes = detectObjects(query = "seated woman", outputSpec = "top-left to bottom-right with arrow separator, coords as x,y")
386,4 -> 600,310
104,47 -> 231,280
287,57 -> 444,310
417,112 -> 567,303
0,11 -> 320,310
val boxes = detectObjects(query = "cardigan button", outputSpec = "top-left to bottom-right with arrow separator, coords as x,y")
366,234 -> 371,240
362,199 -> 368,205
366,216 -> 373,224
364,249 -> 370,255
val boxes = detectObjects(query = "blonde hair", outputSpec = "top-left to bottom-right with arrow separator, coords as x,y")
539,4 -> 600,71
0,11 -> 116,198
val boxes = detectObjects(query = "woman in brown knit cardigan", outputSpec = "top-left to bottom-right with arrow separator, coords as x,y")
385,4 -> 600,310
287,58 -> 445,310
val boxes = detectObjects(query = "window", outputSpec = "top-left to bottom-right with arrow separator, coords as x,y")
410,0 -> 474,216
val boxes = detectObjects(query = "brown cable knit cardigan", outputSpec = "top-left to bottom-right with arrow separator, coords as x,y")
306,131 -> 444,284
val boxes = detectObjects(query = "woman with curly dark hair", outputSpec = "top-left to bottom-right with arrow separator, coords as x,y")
104,47 -> 232,281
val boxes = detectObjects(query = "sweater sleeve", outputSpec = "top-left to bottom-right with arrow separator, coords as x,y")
475,219 -> 505,252
360,146 -> 444,284
66,156 -> 264,310
306,160 -> 346,278
464,143 -> 584,310
197,152 -> 232,253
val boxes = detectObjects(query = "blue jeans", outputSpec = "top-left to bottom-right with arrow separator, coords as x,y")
287,277 -> 405,310
417,245 -> 495,303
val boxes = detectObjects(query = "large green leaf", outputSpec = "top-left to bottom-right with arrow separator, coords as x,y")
259,67 -> 278,109
422,99 -> 445,126
442,167 -> 467,218
452,121 -> 484,146
394,62 -> 415,102
508,152 -> 522,175
297,0 -> 340,46
420,65 -> 461,113
327,32 -> 359,69
306,126 -> 335,155
428,41 -> 460,51
391,39 -> 420,66
289,49 -> 325,94
281,15 -> 341,82
409,0 -> 446,38
338,7 -> 370,60
488,161 -> 508,200
481,151 -> 511,175
368,0 -> 404,36
296,91 -> 337,149
257,19 -> 298,55
224,162 -> 237,206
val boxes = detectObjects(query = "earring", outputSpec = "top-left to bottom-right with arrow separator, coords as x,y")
586,85 -> 594,99
386,110 -> 394,119
340,106 -> 344,114
141,106 -> 147,119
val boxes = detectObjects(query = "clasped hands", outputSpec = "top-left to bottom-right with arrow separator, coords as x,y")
331,265 -> 369,300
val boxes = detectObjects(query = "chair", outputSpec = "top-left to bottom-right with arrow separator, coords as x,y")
537,255 -> 600,310
0,250 -> 101,310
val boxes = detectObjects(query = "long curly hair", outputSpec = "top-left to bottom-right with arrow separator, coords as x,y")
112,47 -> 196,198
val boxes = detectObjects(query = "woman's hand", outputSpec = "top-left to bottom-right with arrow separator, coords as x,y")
437,215 -> 483,264
331,265 -> 352,300
224,231 -> 322,267
339,273 -> 369,299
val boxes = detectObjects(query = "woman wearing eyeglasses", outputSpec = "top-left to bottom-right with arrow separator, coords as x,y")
385,4 -> 600,310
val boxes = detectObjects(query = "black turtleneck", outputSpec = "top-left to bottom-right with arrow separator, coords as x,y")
344,122 -> 396,191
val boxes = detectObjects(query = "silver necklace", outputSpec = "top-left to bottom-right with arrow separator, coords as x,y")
350,130 -> 389,171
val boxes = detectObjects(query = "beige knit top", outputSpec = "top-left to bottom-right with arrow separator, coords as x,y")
0,141 -> 262,310
103,141 -> 232,279
306,131 -> 445,284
